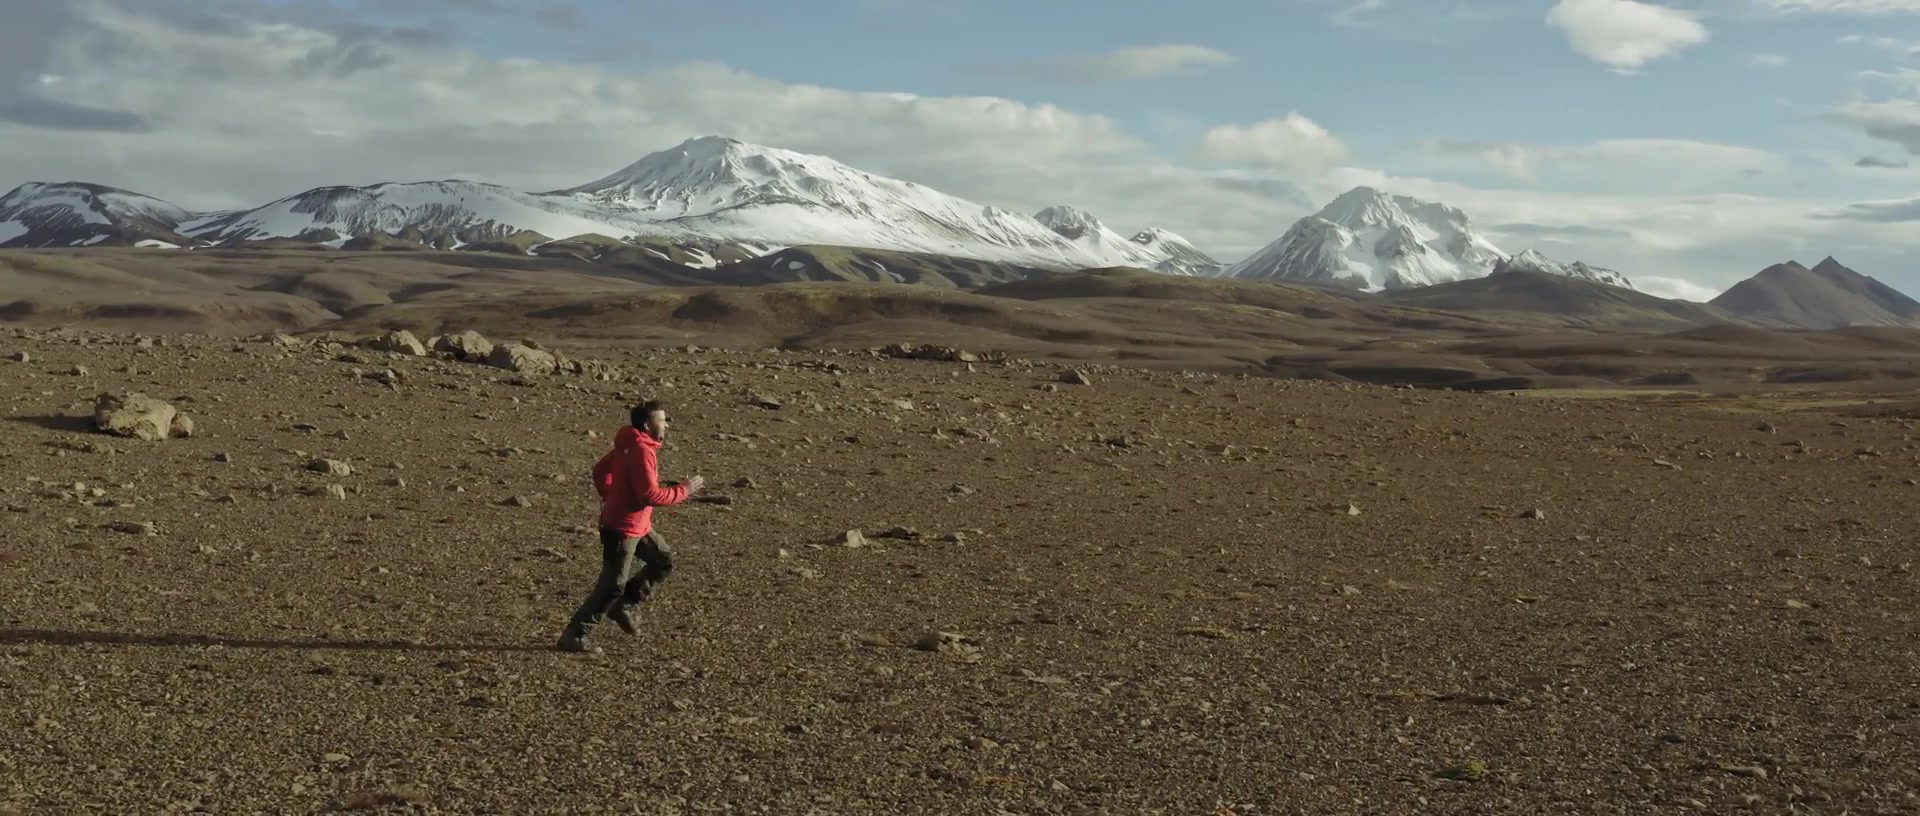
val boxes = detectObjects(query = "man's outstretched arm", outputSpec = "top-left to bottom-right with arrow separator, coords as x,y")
630,446 -> 692,507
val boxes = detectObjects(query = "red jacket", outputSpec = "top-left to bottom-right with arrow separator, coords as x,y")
592,427 -> 690,536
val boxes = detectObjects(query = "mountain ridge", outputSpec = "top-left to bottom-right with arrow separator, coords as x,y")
1709,256 -> 1920,329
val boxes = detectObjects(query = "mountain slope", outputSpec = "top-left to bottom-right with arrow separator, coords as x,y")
1127,228 -> 1223,277
180,181 -> 643,249
0,183 -> 197,249
1378,269 -> 1736,330
1710,257 -> 1920,329
1029,206 -> 1220,276
1228,186 -> 1506,290
1492,249 -> 1633,289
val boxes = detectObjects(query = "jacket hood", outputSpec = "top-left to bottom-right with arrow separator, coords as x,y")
614,425 -> 659,449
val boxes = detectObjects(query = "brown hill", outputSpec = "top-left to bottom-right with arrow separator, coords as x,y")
1376,269 -> 1742,330
1710,257 -> 1920,329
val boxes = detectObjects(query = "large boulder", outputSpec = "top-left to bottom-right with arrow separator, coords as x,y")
367,329 -> 427,356
434,330 -> 493,361
486,342 -> 557,376
93,392 -> 188,441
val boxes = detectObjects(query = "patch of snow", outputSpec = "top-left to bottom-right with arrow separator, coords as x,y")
77,234 -> 108,246
786,260 -> 805,271
134,239 -> 181,249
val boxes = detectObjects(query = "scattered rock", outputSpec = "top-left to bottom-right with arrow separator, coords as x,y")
912,631 -> 982,661
836,530 -> 868,548
1435,760 -> 1489,782
212,452 -> 233,463
748,394 -> 783,410
8,351 -> 28,363
323,485 -> 347,500
1060,369 -> 1093,386
732,477 -> 758,489
1519,508 -> 1546,520
92,392 -> 187,441
434,330 -> 494,361
486,342 -> 557,376
67,364 -> 88,376
307,458 -> 353,477
500,495 -> 533,508
1722,765 -> 1769,779
168,413 -> 195,438
367,329 -> 427,356
106,520 -> 155,536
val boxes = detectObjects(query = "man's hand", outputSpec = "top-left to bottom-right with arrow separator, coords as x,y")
686,475 -> 705,494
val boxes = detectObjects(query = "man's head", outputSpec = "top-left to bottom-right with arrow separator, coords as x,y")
631,400 -> 668,441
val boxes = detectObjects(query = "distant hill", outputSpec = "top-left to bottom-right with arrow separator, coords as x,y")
1376,268 -> 1741,330
1710,257 -> 1920,329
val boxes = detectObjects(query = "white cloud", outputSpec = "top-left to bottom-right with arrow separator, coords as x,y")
1635,276 -> 1725,301
1749,53 -> 1790,67
1546,0 -> 1710,70
1758,0 -> 1920,13
1825,99 -> 1920,154
973,45 -> 1236,84
1193,113 -> 1350,173
1837,34 -> 1920,55
1417,138 -> 1787,185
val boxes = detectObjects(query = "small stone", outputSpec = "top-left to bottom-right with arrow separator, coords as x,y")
67,365 -> 88,376
107,520 -> 155,536
1060,369 -> 1093,386
8,351 -> 28,363
748,394 -> 782,409
1519,508 -> 1546,520
212,452 -> 233,463
1723,765 -> 1768,779
837,530 -> 867,548
307,458 -> 352,477
323,485 -> 347,500
733,477 -> 758,489
1344,503 -> 1362,516
500,495 -> 533,508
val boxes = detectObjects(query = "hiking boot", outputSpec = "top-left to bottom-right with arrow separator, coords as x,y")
609,604 -> 639,636
556,631 -> 594,653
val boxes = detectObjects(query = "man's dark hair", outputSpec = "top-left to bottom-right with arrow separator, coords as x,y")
631,400 -> 664,429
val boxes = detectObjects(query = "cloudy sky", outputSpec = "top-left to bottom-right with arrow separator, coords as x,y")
3,0 -> 1919,297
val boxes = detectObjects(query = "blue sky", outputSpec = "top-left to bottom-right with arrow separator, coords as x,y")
5,0 -> 1920,295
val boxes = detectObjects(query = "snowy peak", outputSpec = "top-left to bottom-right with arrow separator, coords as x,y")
1493,249 -> 1634,290
1034,206 -> 1108,241
556,136 -> 880,215
1229,186 -> 1507,290
1030,207 -> 1220,276
0,182 -> 195,248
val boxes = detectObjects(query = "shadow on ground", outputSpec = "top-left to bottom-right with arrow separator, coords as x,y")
0,628 -> 550,654
5,414 -> 93,432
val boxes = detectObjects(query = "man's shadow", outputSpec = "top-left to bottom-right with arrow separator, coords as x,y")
0,628 -> 550,654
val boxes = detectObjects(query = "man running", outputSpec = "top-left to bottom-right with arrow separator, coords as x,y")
558,400 -> 703,653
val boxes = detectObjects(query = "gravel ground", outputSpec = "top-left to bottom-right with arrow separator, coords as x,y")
1,328 -> 1916,815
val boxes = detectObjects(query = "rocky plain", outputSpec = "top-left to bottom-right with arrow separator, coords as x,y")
1,324 -> 1917,815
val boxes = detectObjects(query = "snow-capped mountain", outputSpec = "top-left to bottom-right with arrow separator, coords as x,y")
5,137 -> 1233,275
1493,249 -> 1633,290
169,137 -> 1132,268
1127,227 -> 1223,277
1228,186 -> 1505,290
0,183 -> 196,249
181,180 -> 639,248
1031,206 -> 1221,276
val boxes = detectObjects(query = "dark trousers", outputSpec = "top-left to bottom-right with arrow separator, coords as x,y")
564,528 -> 674,635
